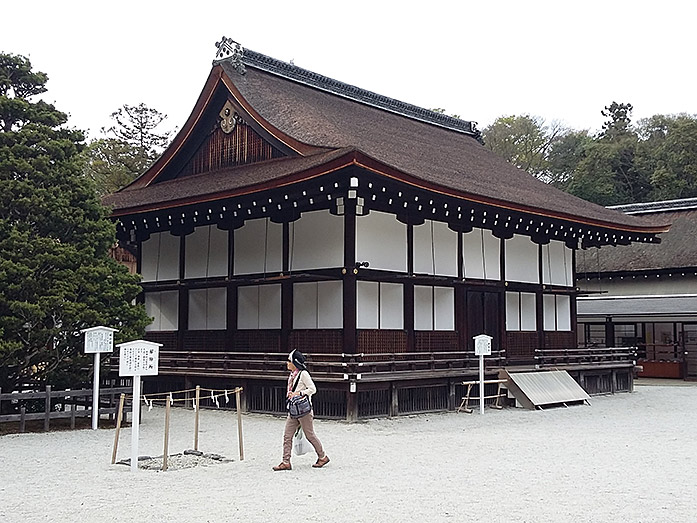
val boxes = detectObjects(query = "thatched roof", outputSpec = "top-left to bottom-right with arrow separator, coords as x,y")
577,200 -> 697,273
104,41 -> 669,241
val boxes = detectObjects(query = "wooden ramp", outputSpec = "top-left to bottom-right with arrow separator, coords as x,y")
500,370 -> 591,410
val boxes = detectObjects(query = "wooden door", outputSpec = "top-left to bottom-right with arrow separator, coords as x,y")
466,291 -> 500,352
682,324 -> 697,379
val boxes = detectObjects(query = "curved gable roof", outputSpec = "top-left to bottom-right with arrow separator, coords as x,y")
108,42 -> 669,238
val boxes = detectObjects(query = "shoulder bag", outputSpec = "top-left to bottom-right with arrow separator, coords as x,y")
287,372 -> 312,419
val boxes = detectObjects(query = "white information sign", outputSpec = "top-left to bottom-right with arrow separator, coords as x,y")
118,340 -> 161,377
81,326 -> 118,430
474,334 -> 492,356
116,339 -> 162,471
83,326 -> 117,354
473,334 -> 493,415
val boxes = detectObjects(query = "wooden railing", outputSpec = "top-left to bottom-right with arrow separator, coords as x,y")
148,349 -> 507,382
534,347 -> 637,368
637,343 -> 683,361
0,385 -> 131,433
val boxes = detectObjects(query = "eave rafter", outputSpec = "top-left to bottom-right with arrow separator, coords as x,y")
114,151 -> 662,249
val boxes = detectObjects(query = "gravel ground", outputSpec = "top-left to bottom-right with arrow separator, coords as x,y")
1,381 -> 695,522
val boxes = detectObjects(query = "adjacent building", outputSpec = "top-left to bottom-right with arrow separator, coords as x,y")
578,198 -> 697,380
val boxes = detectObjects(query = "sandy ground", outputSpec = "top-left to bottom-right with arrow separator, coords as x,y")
1,381 -> 696,523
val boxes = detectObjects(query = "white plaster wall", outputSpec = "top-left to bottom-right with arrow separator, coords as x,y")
141,232 -> 180,282
521,292 -> 537,331
237,284 -> 281,329
234,218 -> 282,275
189,288 -> 226,330
506,291 -> 536,331
543,294 -> 556,331
505,234 -> 539,283
413,220 -> 458,276
289,210 -> 344,270
414,285 -> 433,330
185,225 -> 228,279
463,228 -> 500,280
293,281 -> 343,329
356,281 -> 379,329
144,290 -> 179,331
380,282 -> 404,329
542,240 -> 573,286
434,286 -> 455,331
557,295 -> 571,330
505,292 -> 520,331
356,211 -> 407,272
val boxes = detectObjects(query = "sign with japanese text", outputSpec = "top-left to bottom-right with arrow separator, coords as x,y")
117,340 -> 161,376
473,334 -> 493,356
81,326 -> 117,354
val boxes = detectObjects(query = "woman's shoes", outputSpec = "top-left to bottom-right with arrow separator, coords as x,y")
312,456 -> 330,468
273,457 -> 329,470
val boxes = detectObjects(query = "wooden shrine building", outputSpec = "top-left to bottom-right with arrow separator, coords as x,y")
104,38 -> 670,419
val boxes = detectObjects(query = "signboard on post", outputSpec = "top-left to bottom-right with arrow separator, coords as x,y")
473,334 -> 493,414
474,334 -> 492,356
81,326 -> 118,430
117,340 -> 162,472
118,340 -> 160,376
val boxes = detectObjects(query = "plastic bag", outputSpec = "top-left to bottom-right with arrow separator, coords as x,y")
293,426 -> 313,456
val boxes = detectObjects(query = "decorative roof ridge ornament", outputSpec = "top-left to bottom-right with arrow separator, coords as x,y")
214,37 -> 246,74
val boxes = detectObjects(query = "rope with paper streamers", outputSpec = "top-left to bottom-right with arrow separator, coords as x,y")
112,385 -> 245,470
134,387 -> 244,412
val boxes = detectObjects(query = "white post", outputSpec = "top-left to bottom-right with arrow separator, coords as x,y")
131,375 -> 141,472
92,353 -> 100,430
473,334 -> 492,416
479,353 -> 485,415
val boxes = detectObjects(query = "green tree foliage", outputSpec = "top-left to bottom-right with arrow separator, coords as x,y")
554,102 -> 651,205
637,114 -> 697,201
482,101 -> 697,206
0,53 -> 150,393
103,103 -> 171,167
482,115 -> 568,179
83,138 -> 146,197
83,103 -> 172,196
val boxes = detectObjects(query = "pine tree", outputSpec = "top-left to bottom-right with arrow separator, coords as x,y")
0,53 -> 150,393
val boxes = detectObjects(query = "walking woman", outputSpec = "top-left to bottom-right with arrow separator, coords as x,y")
273,350 -> 330,471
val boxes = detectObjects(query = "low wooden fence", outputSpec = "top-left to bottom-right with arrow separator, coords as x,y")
148,349 -> 507,382
0,385 -> 131,433
534,346 -> 636,368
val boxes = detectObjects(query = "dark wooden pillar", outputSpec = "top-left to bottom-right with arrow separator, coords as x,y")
226,229 -> 235,351
537,244 -> 544,350
281,222 -> 292,352
343,203 -> 357,421
177,235 -> 187,352
405,224 -> 415,353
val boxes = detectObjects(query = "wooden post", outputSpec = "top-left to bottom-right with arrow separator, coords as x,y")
44,385 -> 51,431
70,397 -> 76,430
111,393 -> 125,464
236,388 -> 244,461
19,405 -> 26,433
194,385 -> 200,451
163,396 -> 171,471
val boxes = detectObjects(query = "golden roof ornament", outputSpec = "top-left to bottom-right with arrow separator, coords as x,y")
219,100 -> 239,134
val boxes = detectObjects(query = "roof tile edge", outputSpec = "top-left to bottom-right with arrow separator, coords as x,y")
213,39 -> 481,141
609,197 -> 697,214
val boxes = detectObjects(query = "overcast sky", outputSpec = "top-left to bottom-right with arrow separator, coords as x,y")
2,0 -> 695,140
